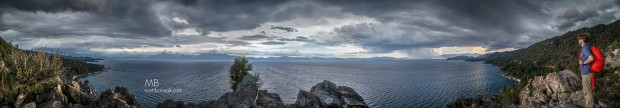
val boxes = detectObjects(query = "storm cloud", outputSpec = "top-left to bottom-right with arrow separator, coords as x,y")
0,0 -> 619,58
313,0 -> 620,52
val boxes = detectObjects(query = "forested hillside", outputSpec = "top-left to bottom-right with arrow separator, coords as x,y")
451,20 -> 620,107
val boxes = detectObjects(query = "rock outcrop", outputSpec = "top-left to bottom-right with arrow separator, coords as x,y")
296,80 -> 368,108
90,87 -> 140,108
10,79 -> 140,108
605,48 -> 620,68
156,75 -> 368,108
518,70 -> 607,108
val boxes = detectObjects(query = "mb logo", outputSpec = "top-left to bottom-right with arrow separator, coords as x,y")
145,79 -> 159,87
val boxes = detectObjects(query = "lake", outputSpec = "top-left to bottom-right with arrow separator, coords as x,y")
81,59 -> 515,108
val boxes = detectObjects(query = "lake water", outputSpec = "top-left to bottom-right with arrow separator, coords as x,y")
81,59 -> 515,108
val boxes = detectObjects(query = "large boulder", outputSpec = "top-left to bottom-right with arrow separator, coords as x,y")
297,80 -> 369,108
337,86 -> 367,107
310,80 -> 343,107
113,86 -> 140,107
519,76 -> 549,107
201,75 -> 261,108
518,70 -> 609,107
80,80 -> 98,100
295,90 -> 322,108
90,89 -> 134,108
62,82 -> 91,105
545,70 -> 581,103
256,90 -> 286,108
605,48 -> 620,68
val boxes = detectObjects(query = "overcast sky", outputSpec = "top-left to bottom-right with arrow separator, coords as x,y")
1,0 -> 619,59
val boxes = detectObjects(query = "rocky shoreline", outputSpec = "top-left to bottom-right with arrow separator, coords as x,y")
156,75 -> 369,108
499,71 -> 521,82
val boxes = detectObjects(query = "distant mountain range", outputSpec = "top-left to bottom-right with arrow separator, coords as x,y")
111,52 -> 405,60
36,48 -> 407,60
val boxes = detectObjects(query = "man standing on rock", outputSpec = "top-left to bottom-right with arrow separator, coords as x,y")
578,33 -> 594,108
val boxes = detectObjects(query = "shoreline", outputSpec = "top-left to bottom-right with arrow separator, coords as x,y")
72,68 -> 110,80
499,71 -> 520,83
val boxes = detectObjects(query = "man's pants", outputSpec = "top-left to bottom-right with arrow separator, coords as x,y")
582,73 -> 594,108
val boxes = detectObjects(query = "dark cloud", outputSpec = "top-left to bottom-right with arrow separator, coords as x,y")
270,26 -> 298,32
239,35 -> 271,40
1,0 -> 619,58
156,0 -> 290,33
0,0 -> 171,38
270,1 -> 350,22
557,9 -> 600,30
260,41 -> 287,45
0,0 -> 106,12
0,0 -> 293,38
319,22 -> 486,53
315,0 -> 620,52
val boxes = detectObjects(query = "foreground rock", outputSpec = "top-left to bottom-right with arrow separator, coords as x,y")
605,48 -> 620,68
8,79 -> 140,108
519,70 -> 608,108
447,70 -> 614,108
297,80 -> 368,108
157,75 -> 368,108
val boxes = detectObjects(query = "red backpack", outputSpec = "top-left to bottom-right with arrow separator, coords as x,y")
580,45 -> 605,89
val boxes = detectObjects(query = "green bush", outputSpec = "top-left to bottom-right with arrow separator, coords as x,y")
229,56 -> 253,91
1,48 -> 65,98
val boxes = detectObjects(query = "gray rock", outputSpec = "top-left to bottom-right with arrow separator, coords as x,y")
21,102 -> 36,108
518,70 -> 611,108
80,80 -> 98,100
295,90 -> 321,108
225,75 -> 259,107
53,84 -> 68,104
337,86 -> 368,107
113,86 -> 140,107
256,90 -> 286,108
519,76 -> 549,107
62,82 -> 91,105
92,87 -> 140,108
297,80 -> 369,108
310,80 -> 343,107
545,70 -> 581,104
606,48 -> 620,68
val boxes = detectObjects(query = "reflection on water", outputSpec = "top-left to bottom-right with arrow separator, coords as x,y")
82,59 -> 514,108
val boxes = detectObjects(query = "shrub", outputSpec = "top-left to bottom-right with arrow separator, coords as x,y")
2,48 -> 65,96
229,56 -> 253,91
